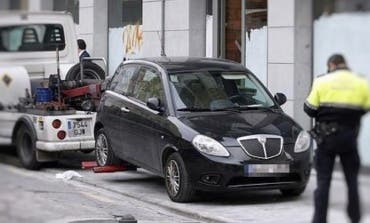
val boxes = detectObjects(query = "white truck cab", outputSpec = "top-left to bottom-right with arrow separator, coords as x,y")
0,12 -> 99,170
0,11 -> 79,80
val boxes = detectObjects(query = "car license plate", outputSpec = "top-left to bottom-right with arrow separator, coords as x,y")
245,164 -> 290,174
67,119 -> 90,137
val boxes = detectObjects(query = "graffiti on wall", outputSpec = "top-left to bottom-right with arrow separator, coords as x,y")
109,24 -> 143,76
122,24 -> 143,56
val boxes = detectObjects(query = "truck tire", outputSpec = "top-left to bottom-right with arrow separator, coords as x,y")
65,61 -> 105,81
95,129 -> 121,166
16,124 -> 41,170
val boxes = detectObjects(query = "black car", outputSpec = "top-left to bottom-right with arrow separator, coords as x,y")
95,57 -> 313,202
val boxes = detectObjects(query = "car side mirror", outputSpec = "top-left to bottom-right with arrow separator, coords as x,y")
147,97 -> 162,112
274,93 -> 287,106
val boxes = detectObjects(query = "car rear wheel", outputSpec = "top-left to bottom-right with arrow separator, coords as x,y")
280,185 -> 306,197
95,129 -> 120,166
165,153 -> 195,202
16,124 -> 41,170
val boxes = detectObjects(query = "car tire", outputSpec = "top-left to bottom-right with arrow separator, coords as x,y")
65,61 -> 105,81
95,129 -> 120,166
165,153 -> 195,203
16,124 -> 41,170
280,185 -> 306,197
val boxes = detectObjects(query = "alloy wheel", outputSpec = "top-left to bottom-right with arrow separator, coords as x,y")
166,160 -> 181,197
96,133 -> 109,166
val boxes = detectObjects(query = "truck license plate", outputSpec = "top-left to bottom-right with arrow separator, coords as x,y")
67,119 -> 90,137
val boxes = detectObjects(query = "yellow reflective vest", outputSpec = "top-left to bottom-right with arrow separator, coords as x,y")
305,69 -> 370,123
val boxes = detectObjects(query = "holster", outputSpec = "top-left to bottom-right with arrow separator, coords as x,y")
309,122 -> 339,145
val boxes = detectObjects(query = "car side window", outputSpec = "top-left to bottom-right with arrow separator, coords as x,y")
130,67 -> 164,104
110,65 -> 137,95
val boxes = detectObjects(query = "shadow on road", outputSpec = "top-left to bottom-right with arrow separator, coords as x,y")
0,146 -> 95,170
98,171 -> 302,206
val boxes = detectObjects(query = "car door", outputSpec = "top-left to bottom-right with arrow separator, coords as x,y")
120,65 -> 167,172
101,64 -> 138,159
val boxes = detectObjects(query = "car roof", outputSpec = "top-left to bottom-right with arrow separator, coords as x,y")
128,57 -> 250,73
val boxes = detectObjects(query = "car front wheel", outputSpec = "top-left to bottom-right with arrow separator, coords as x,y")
165,153 -> 195,203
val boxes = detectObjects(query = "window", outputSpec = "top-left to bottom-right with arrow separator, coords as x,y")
131,67 -> 164,103
9,0 -> 28,10
110,65 -> 137,95
53,0 -> 79,24
0,24 -> 65,52
314,0 -> 370,19
169,71 -> 275,110
108,0 -> 142,28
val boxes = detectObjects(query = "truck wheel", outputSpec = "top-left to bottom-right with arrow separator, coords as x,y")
165,153 -> 195,202
16,124 -> 41,170
280,185 -> 307,197
95,129 -> 120,166
65,61 -> 105,81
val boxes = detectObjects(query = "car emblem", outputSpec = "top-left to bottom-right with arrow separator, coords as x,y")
257,136 -> 267,145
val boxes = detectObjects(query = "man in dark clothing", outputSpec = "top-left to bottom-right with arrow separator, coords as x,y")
304,54 -> 370,223
77,39 -> 90,61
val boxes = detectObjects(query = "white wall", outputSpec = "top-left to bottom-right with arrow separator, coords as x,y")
314,12 -> 370,166
142,0 -> 206,58
77,0 -> 94,56
267,0 -> 312,129
245,27 -> 267,84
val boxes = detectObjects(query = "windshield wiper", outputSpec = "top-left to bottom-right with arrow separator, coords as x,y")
177,106 -> 241,113
238,105 -> 277,112
177,107 -> 212,112
212,106 -> 242,113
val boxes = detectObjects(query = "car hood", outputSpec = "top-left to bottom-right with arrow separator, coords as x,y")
178,110 -> 302,147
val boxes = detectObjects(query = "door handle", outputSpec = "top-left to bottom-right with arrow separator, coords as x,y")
121,107 -> 130,113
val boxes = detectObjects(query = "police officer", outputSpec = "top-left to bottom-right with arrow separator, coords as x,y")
304,54 -> 370,223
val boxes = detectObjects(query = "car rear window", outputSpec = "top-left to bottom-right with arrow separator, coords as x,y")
0,24 -> 65,52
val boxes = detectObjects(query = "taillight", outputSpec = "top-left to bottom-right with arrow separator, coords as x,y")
52,119 -> 62,129
57,131 -> 66,140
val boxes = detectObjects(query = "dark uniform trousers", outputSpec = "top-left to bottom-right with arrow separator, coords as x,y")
313,126 -> 361,223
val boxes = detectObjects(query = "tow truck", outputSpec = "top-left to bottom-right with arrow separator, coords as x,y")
0,11 -> 105,170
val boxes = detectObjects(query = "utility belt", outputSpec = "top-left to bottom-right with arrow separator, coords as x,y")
309,122 -> 341,145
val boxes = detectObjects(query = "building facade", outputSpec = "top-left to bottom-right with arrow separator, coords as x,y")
2,0 -> 370,166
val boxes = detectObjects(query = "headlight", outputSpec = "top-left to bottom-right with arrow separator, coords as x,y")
192,135 -> 230,157
294,131 -> 311,153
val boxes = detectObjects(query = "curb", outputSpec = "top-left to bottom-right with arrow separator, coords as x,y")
72,177 -> 230,223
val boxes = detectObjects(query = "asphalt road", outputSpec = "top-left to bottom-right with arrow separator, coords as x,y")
1,146 -> 369,223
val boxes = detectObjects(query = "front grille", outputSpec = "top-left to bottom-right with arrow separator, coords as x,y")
237,135 -> 283,159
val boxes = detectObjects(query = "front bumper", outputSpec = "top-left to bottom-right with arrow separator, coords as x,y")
36,140 -> 95,152
181,146 -> 312,192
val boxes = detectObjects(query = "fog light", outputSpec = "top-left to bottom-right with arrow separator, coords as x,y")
57,130 -> 66,140
52,119 -> 61,129
201,174 -> 221,185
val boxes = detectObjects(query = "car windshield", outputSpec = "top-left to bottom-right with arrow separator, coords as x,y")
0,24 -> 65,52
169,71 -> 276,111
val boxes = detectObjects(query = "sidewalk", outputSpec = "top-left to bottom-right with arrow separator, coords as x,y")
61,168 -> 370,223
